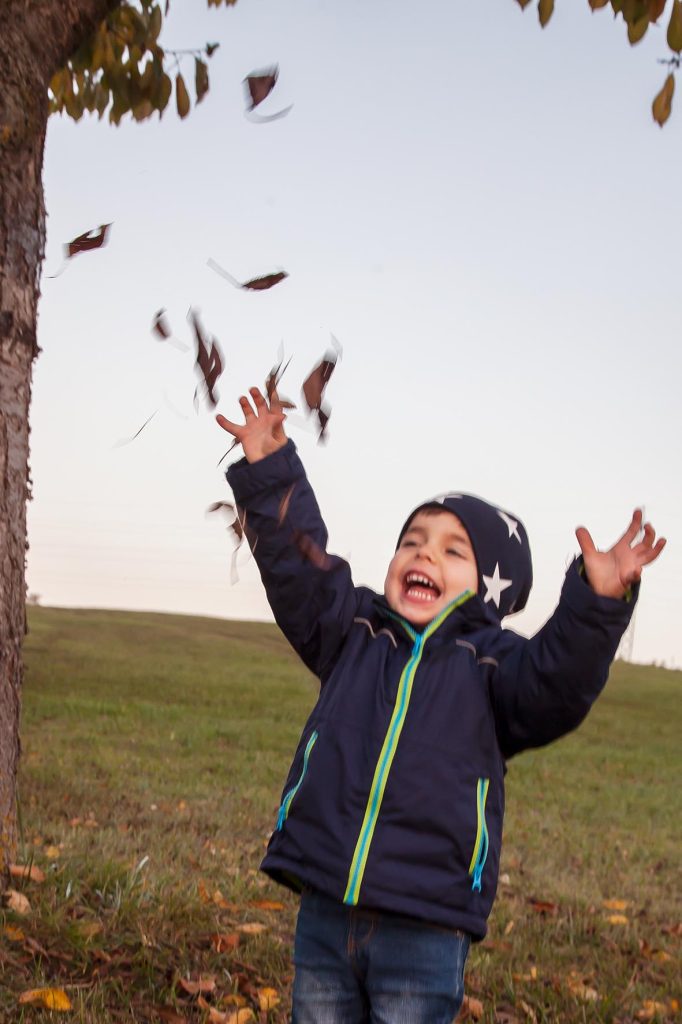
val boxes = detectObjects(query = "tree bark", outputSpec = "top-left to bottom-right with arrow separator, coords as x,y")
0,0 -> 121,892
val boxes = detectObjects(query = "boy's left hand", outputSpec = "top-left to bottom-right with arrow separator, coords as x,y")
575,510 -> 666,599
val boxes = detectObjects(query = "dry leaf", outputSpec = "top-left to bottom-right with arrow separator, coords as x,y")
257,987 -> 280,1011
527,898 -> 557,915
459,994 -> 484,1019
66,223 -> 111,259
565,971 -> 599,1002
237,922 -> 267,935
10,863 -> 45,883
602,898 -> 629,911
19,988 -> 72,1011
153,1007 -> 187,1024
3,924 -> 25,941
77,920 -> 104,941
5,889 -> 31,915
189,308 -> 223,408
207,258 -> 288,291
177,975 -> 216,996
44,845 -> 61,859
211,932 -> 240,952
513,966 -> 538,983
607,913 -> 629,925
504,919 -> 515,936
636,1001 -> 669,1021
250,899 -> 285,911
301,351 -> 338,441
208,1008 -> 254,1024
518,999 -> 537,1023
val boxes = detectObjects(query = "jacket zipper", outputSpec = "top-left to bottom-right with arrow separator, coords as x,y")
343,590 -> 473,906
276,730 -> 318,831
468,777 -> 490,892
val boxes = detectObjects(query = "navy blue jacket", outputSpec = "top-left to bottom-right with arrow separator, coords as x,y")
226,440 -> 636,940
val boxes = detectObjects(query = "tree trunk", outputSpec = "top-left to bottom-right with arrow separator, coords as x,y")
0,0 -> 121,893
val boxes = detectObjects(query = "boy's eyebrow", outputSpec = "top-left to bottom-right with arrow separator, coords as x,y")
403,523 -> 472,547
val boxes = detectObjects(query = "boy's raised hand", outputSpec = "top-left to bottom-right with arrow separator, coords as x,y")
216,386 -> 288,463
575,510 -> 666,599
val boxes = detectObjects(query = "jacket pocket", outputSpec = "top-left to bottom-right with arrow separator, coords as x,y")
276,730 -> 318,831
468,777 -> 490,892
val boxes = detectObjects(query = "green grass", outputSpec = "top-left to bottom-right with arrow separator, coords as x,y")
1,607 -> 680,1023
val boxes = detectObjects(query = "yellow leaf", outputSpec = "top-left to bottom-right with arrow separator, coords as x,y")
10,863 -> 45,883
177,975 -> 216,996
5,889 -> 31,915
207,1010 -> 254,1024
566,971 -> 599,1002
3,924 -> 25,941
652,73 -> 675,127
250,899 -> 285,911
628,16 -> 649,44
636,1001 -> 669,1021
607,913 -> 629,925
538,0 -> 554,27
602,898 -> 629,911
668,0 -> 682,51
257,987 -> 280,1011
45,845 -> 61,859
237,922 -> 267,935
504,919 -> 515,935
19,988 -> 73,1011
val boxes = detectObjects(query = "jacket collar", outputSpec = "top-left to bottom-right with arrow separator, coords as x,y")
372,589 -> 497,644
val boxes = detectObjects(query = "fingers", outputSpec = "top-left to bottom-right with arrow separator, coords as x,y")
215,413 -> 242,436
239,394 -> 256,420
620,508 -> 644,547
575,525 -> 596,560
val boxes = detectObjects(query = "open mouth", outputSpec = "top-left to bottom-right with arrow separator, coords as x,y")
402,571 -> 442,603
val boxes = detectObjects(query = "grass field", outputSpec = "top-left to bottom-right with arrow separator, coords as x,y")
1,607 -> 680,1023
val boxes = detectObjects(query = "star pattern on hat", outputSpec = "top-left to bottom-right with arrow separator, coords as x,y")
434,492 -> 463,504
482,562 -> 513,608
497,510 -> 522,544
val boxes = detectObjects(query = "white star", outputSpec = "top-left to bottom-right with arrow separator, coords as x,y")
482,563 -> 513,608
497,510 -> 521,544
433,492 -> 463,504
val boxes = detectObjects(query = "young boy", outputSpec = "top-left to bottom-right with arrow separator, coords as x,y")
217,387 -> 665,1024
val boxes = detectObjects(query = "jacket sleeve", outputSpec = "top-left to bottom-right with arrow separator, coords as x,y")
488,558 -> 637,760
226,439 -> 359,681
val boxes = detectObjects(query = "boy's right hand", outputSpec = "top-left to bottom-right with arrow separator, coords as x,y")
216,386 -> 288,463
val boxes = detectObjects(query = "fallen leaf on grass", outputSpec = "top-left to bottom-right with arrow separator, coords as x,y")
3,924 -> 25,941
152,1007 -> 187,1024
77,920 -> 104,941
177,975 -> 216,996
249,899 -> 285,911
19,988 -> 72,1010
607,913 -> 629,925
602,898 -> 630,911
518,999 -> 537,1022
237,922 -> 267,935
504,919 -> 515,936
211,932 -> 241,952
457,994 -> 484,1019
10,863 -> 45,883
44,845 -> 61,859
527,898 -> 558,915
257,987 -> 280,1011
636,1000 -> 670,1021
513,966 -> 538,983
4,889 -> 31,915
638,939 -> 672,963
204,1006 -> 254,1024
565,971 -> 599,1002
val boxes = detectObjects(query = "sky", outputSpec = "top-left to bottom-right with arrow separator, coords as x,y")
26,0 -> 682,667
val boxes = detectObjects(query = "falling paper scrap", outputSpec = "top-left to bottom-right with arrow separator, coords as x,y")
189,308 -> 224,407
243,64 -> 293,123
207,258 -> 288,292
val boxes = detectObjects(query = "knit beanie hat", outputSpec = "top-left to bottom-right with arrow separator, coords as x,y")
397,493 -> 533,620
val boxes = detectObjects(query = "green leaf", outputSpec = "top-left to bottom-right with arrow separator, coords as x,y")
195,59 -> 209,103
667,0 -> 682,51
176,72 -> 190,118
652,72 -> 674,126
538,0 -> 554,26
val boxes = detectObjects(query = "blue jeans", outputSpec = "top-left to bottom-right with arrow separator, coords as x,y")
292,891 -> 470,1023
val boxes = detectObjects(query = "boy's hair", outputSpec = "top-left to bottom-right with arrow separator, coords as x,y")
397,494 -> 533,620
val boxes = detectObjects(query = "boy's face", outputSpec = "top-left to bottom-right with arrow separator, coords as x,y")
384,509 -> 478,627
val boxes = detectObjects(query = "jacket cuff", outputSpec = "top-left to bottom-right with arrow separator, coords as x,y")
562,556 -> 639,625
226,438 -> 303,502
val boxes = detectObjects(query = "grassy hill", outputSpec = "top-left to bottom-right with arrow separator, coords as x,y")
1,607 -> 680,1022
